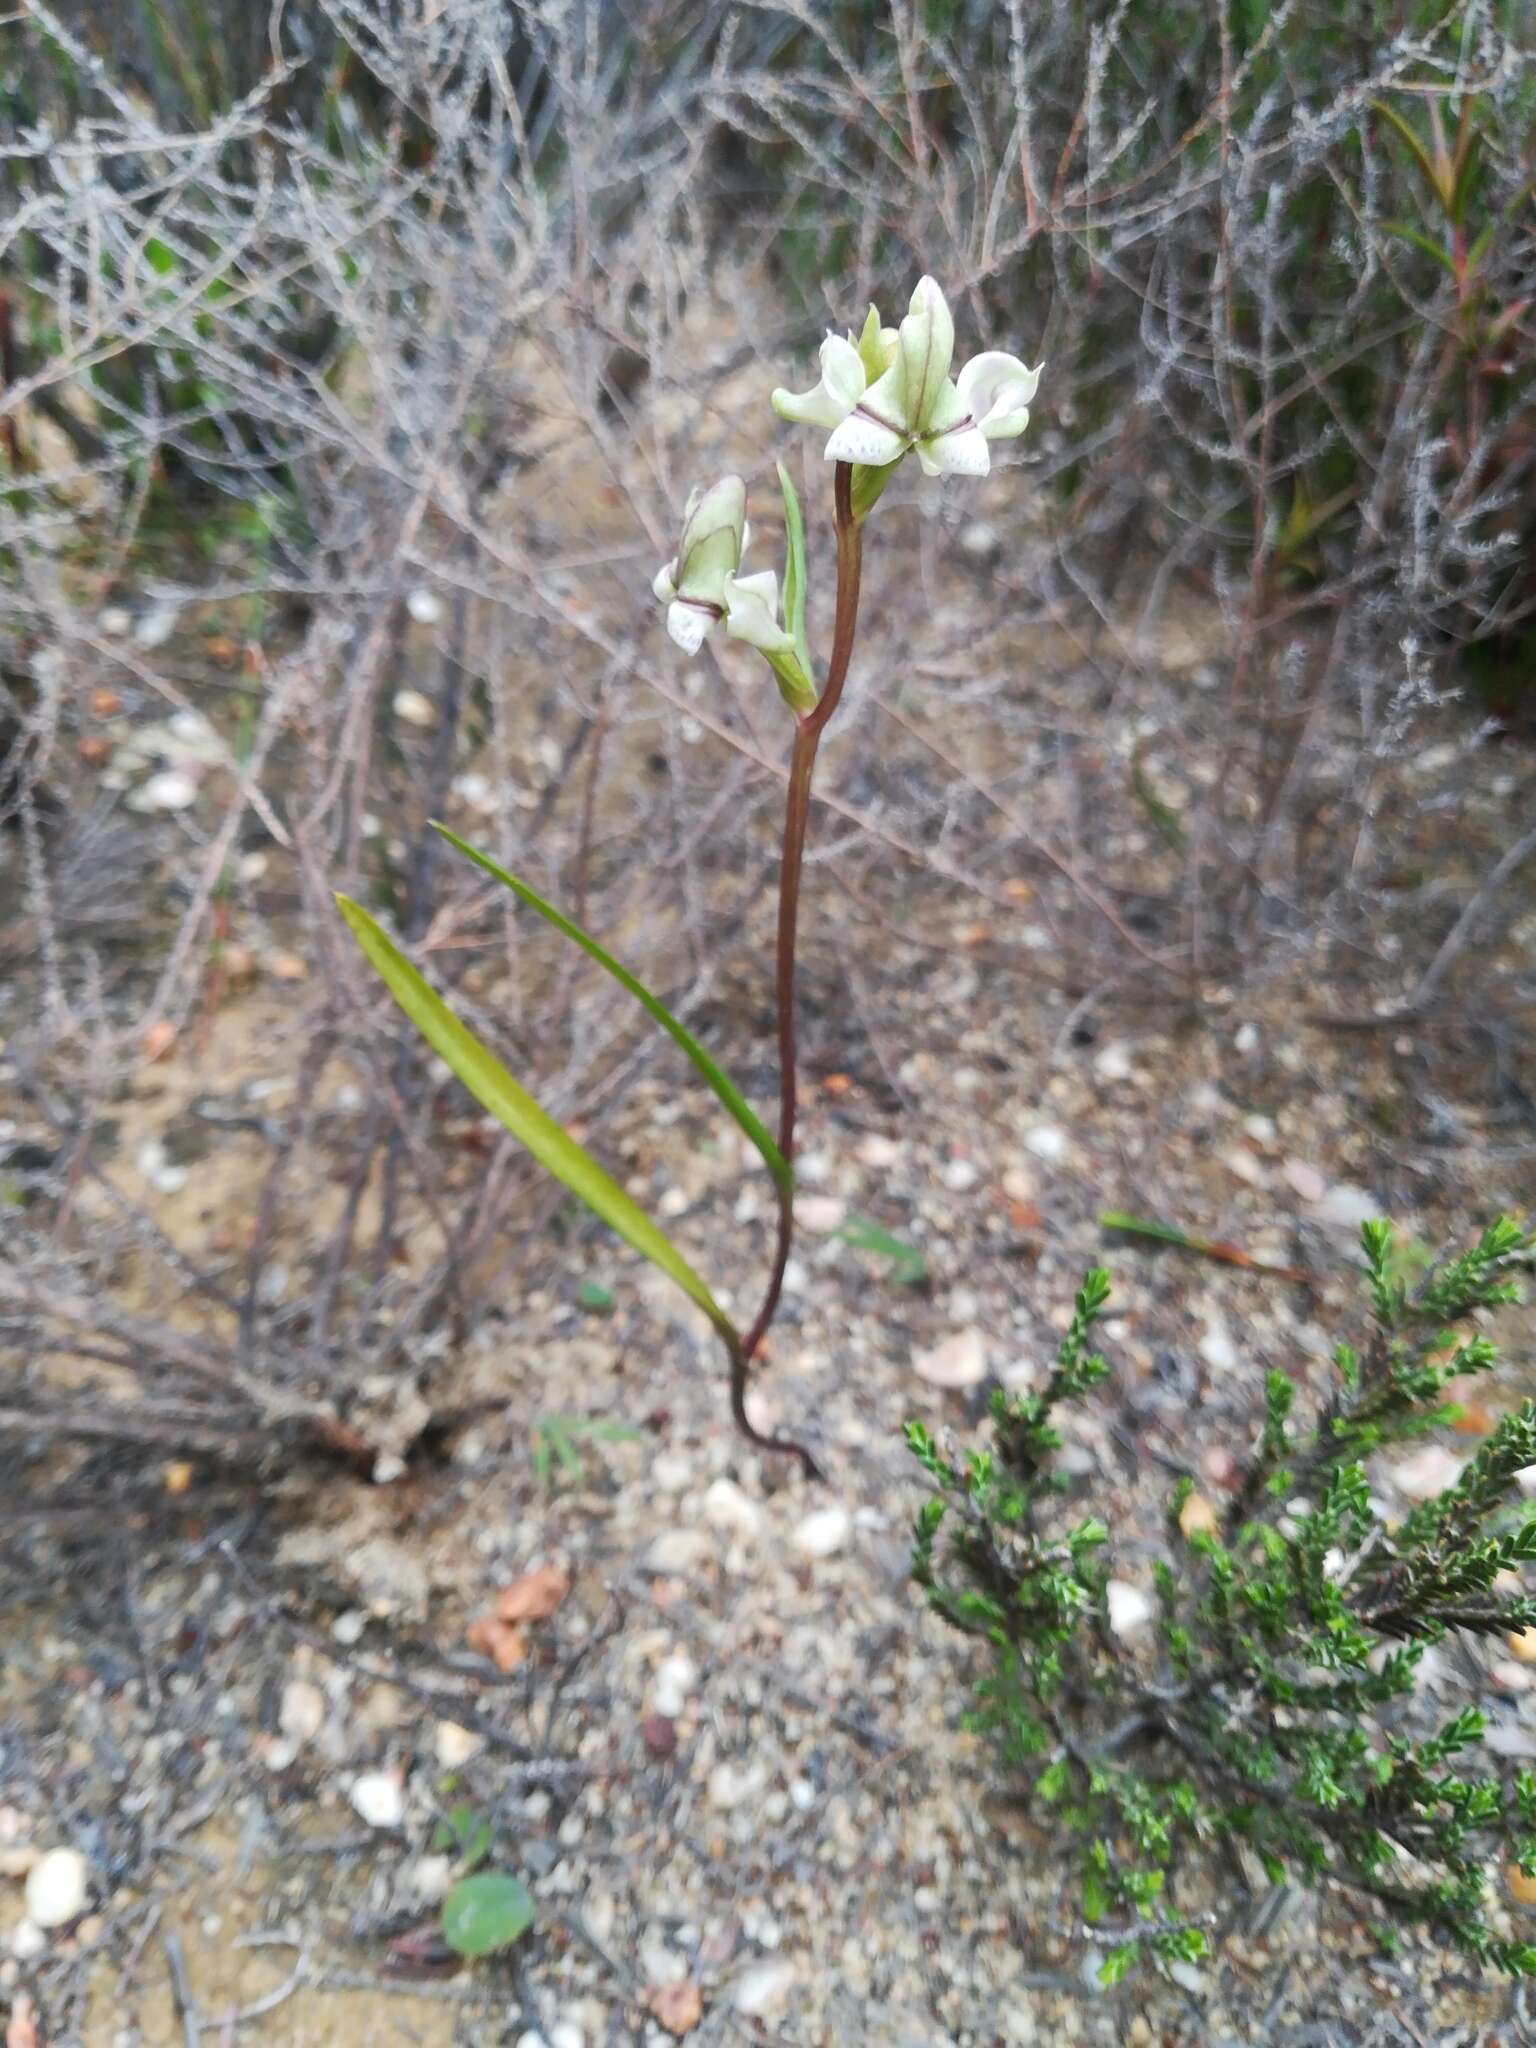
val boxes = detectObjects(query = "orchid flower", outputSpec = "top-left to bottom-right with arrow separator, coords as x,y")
773,276 -> 1041,486
652,474 -> 816,712
651,475 -> 747,654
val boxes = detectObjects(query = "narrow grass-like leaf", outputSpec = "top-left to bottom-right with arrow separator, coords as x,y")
336,894 -> 735,1338
777,459 -> 814,682
432,825 -> 790,1196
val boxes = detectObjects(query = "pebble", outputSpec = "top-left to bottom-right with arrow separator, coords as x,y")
1093,1043 -> 1133,1083
1022,1125 -> 1067,1161
941,1157 -> 980,1193
732,1959 -> 795,2016
1222,1147 -> 1266,1187
652,1652 -> 698,1718
279,1678 -> 326,1746
702,1478 -> 764,1539
708,1761 -> 764,1811
434,1720 -> 484,1769
915,1327 -> 987,1389
408,1854 -> 453,1904
1178,1492 -> 1220,1539
797,1195 -> 845,1232
1507,1630 -> 1536,1665
134,602 -> 180,649
1391,1444 -> 1465,1501
349,1770 -> 405,1829
858,1133 -> 901,1169
24,1848 -> 89,1929
127,768 -> 198,814
1314,1182 -> 1379,1233
407,588 -> 444,624
392,688 -> 437,727
98,604 -> 133,637
1106,1580 -> 1154,1637
957,519 -> 1000,563
332,1609 -> 367,1646
134,1138 -> 188,1196
10,1920 -> 45,1962
1198,1319 -> 1238,1374
515,2028 -> 583,2048
647,1529 -> 711,1574
792,1506 -> 852,1559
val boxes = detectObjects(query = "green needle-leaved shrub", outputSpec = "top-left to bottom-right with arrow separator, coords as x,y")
908,1218 -> 1536,1985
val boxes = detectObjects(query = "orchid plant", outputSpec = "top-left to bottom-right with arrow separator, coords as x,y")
338,279 -> 1040,1478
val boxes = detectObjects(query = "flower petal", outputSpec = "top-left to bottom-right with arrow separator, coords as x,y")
666,600 -> 712,656
896,276 -> 955,436
824,412 -> 909,466
917,426 -> 991,478
675,474 -> 747,607
652,559 -> 678,602
723,568 -> 792,652
772,332 -> 867,430
956,352 -> 1042,438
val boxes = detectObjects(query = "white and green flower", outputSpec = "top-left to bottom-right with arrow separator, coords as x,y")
652,474 -> 748,654
773,276 -> 1040,484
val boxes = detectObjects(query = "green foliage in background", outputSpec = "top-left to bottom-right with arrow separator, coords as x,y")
908,1217 -> 1536,1981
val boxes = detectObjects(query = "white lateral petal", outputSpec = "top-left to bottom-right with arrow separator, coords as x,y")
957,352 -> 1042,436
772,332 -> 867,431
652,559 -> 678,602
917,426 -> 991,478
825,413 -> 908,466
666,601 -> 711,656
723,569 -> 791,652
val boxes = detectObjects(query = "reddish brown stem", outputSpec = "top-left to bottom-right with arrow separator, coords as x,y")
731,462 -> 864,1476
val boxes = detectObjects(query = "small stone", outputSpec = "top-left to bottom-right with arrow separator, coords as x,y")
1178,1492 -> 1220,1539
647,1529 -> 710,1574
703,1477 -> 764,1540
349,1771 -> 405,1829
434,1720 -> 484,1770
641,1938 -> 687,1988
1508,1630 -> 1536,1665
915,1327 -> 987,1389
332,1609 -> 366,1646
1282,1159 -> 1327,1204
1314,1183 -> 1379,1234
1391,1444 -> 1465,1502
25,1848 -> 89,1929
792,1506 -> 852,1559
393,688 -> 437,727
1022,1125 -> 1067,1162
267,950 -> 308,982
408,1854 -> 453,1904
641,1715 -> 678,1760
649,1979 -> 705,2036
279,1678 -> 326,1746
942,1157 -> 980,1193
98,605 -> 133,637
134,603 -> 180,649
652,1652 -> 697,1718
407,589 -> 444,625
127,768 -> 198,814
1106,1580 -> 1154,1638
134,1138 -> 188,1196
732,1959 -> 795,2017
707,1761 -> 764,1811
796,1194 -> 845,1232
1493,1660 -> 1534,1693
1508,1861 -> 1536,1907
1222,1147 -> 1266,1188
1198,1320 -> 1238,1374
1243,1113 -> 1278,1144
858,1134 -> 901,1169
957,519 -> 1000,563
1093,1043 -> 1133,1083
10,1920 -> 45,1962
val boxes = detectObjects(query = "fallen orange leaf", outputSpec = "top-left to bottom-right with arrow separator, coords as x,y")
142,1018 -> 178,1063
466,1616 -> 527,1673
495,1565 -> 570,1624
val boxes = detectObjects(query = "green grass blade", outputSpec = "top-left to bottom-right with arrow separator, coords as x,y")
336,894 -> 735,1338
432,826 -> 790,1196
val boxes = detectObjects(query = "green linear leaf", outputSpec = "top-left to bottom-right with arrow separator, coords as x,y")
432,825 -> 790,1196
336,894 -> 735,1338
777,459 -> 814,683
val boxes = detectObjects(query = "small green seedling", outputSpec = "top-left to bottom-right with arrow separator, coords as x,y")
833,1214 -> 927,1286
530,1412 -> 643,1487
432,1804 -> 535,1961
